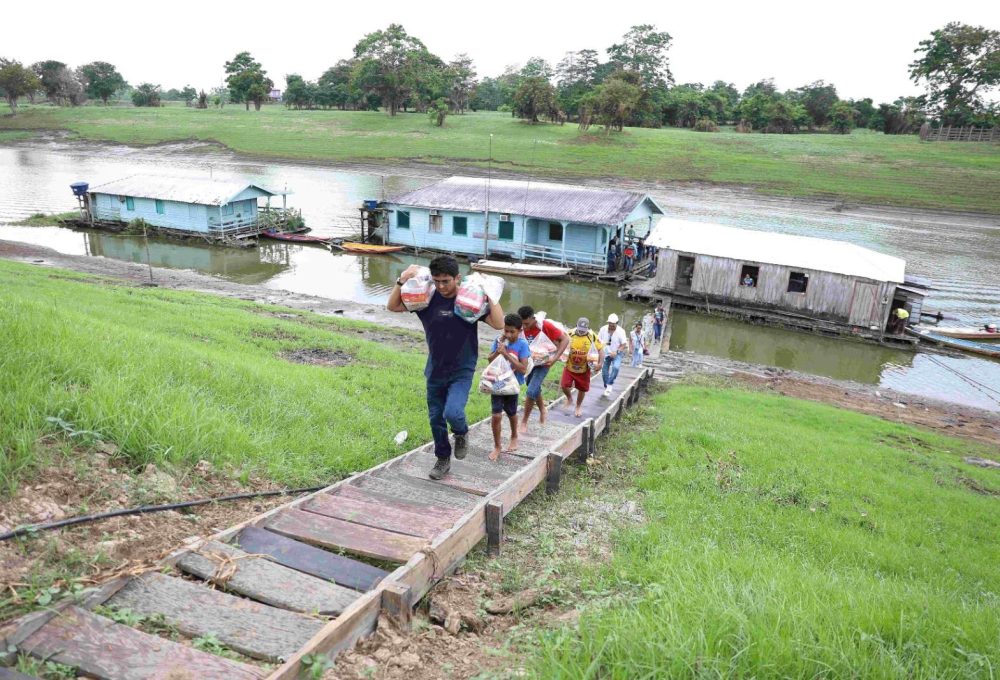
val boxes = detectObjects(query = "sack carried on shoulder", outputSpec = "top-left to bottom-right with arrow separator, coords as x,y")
478,355 -> 520,396
455,273 -> 505,324
400,267 -> 434,311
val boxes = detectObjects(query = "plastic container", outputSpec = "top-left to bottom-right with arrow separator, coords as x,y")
70,182 -> 89,197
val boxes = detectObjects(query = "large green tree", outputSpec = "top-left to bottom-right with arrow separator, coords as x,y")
513,76 -> 556,123
447,54 -> 476,113
77,61 -> 125,104
131,83 -> 161,107
589,74 -> 643,132
607,24 -> 674,88
0,59 -> 41,114
225,52 -> 272,111
352,23 -> 429,115
793,80 -> 839,127
909,22 -> 1000,125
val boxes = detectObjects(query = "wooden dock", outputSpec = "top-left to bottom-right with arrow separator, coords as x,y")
1,367 -> 655,679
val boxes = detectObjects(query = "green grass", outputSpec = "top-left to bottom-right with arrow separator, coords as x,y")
1,106 -> 998,213
0,130 -> 33,143
0,258 -> 497,493
529,383 -> 1000,679
12,211 -> 80,226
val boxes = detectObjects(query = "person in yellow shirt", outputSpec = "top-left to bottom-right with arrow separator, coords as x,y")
560,318 -> 604,417
891,306 -> 910,334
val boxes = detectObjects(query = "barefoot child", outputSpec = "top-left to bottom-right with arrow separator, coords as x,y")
518,305 -> 570,434
487,314 -> 532,460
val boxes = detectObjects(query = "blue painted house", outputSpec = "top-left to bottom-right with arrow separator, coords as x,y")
382,176 -> 664,273
85,175 -> 291,240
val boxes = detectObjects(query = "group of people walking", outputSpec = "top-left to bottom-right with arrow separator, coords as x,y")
388,255 -> 665,480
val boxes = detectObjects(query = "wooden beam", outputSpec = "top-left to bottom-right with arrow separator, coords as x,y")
485,500 -> 503,557
546,452 -> 562,494
380,583 -> 412,630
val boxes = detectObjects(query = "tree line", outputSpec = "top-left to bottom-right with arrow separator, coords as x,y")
1,21 -> 996,134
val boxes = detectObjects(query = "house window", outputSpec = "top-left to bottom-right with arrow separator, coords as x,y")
548,222 -> 563,241
787,271 -> 809,293
125,196 -> 135,211
222,203 -> 234,216
397,210 -> 410,229
453,216 -> 467,236
498,220 -> 514,241
739,264 -> 759,287
155,200 -> 165,215
429,213 -> 442,233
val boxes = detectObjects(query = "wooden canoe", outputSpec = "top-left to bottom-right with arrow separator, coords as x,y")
470,260 -> 572,279
914,325 -> 1000,340
907,327 -> 1000,358
339,242 -> 405,254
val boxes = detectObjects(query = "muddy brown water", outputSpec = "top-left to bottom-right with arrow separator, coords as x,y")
1,137 -> 998,412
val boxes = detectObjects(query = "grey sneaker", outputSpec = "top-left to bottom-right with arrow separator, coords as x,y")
429,458 -> 451,480
453,433 -> 468,460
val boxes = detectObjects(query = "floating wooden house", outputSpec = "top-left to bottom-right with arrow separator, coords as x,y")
643,219 -> 927,341
77,175 -> 293,243
380,176 -> 664,274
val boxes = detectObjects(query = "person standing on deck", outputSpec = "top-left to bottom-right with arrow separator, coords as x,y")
560,318 -> 604,418
598,314 -> 629,398
518,305 -> 571,434
653,303 -> 665,342
387,256 -> 505,480
630,322 -> 646,367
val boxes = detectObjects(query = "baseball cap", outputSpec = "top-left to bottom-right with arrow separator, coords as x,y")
575,317 -> 590,333
607,313 -> 619,324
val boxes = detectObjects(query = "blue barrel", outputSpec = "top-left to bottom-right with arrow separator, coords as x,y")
70,182 -> 89,197
363,199 -> 379,210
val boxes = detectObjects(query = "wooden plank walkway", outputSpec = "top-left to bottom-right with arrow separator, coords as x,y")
3,366 -> 655,678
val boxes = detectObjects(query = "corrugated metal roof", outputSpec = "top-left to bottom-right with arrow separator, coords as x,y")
646,218 -> 906,283
387,176 -> 663,225
89,175 -> 288,206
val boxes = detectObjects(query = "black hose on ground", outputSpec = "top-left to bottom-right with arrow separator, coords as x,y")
0,486 -> 326,543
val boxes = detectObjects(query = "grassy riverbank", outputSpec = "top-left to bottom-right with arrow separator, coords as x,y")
526,384 -> 1000,678
2,106 -> 998,213
0,258 -> 476,493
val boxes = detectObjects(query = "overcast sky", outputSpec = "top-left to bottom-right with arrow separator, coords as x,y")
6,0 -> 999,103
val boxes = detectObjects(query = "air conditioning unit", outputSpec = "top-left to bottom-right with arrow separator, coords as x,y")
429,209 -> 440,216
500,213 -> 511,221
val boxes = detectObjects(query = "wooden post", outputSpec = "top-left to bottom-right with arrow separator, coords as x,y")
485,500 -> 503,557
546,452 -> 562,494
587,418 -> 597,457
380,583 -> 412,630
577,419 -> 591,464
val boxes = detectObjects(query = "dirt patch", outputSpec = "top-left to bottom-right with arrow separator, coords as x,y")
250,327 -> 301,341
957,476 -> 1000,496
280,347 -> 354,367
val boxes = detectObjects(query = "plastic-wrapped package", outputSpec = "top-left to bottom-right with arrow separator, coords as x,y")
400,267 -> 434,311
478,355 -> 520,395
529,332 -> 559,365
455,273 -> 505,323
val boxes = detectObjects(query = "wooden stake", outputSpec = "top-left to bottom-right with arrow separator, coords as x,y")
485,500 -> 503,557
546,452 -> 562,494
380,583 -> 412,630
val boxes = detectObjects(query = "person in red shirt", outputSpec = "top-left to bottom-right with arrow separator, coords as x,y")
518,305 -> 570,433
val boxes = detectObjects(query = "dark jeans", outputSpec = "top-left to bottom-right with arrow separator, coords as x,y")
426,369 -> 473,460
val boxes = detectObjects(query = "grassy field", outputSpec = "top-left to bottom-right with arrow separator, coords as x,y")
0,259 -> 499,493
1,106 -> 998,213
528,384 -> 1000,678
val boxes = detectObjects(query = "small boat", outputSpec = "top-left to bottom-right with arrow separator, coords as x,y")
907,327 -> 1000,359
470,260 -> 572,279
261,229 -> 331,245
338,242 -> 405,254
914,324 -> 1000,340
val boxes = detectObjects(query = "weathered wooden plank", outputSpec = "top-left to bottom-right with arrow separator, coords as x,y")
108,572 -> 323,663
546,452 -> 562,494
394,457 -> 501,496
353,472 -> 481,510
303,493 -> 453,540
333,483 -> 466,522
266,508 -> 425,563
235,526 -> 388,593
486,500 -> 503,557
176,541 -> 359,615
380,583 -> 412,629
20,606 -> 266,680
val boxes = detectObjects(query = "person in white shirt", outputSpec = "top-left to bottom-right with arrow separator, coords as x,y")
598,314 -> 628,398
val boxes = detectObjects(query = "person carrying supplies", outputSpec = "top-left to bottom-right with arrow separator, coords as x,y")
387,256 -> 505,480
560,318 -> 604,418
486,314 -> 532,460
518,305 -> 570,434
598,314 -> 629,398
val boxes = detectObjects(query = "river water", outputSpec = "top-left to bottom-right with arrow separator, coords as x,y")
1,136 -> 998,412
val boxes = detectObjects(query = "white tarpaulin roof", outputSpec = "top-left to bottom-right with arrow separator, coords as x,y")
89,175 -> 288,206
646,218 -> 906,283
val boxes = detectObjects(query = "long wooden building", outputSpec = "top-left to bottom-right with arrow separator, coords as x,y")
644,219 -> 927,341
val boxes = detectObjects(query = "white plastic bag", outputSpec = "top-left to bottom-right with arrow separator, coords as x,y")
455,273 -> 505,324
478,355 -> 520,396
400,267 -> 434,311
529,331 -> 559,365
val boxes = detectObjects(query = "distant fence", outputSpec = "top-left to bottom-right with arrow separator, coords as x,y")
920,124 -> 999,142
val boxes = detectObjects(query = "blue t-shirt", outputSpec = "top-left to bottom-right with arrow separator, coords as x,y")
415,292 -> 483,379
490,337 -> 532,385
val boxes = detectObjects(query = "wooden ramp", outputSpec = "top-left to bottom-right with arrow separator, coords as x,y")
2,367 -> 655,678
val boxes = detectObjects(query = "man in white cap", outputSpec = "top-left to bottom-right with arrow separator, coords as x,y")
598,314 -> 628,398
